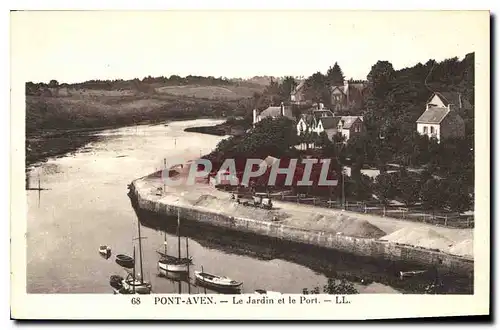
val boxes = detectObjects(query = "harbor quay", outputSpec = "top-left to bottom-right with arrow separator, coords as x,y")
128,165 -> 474,276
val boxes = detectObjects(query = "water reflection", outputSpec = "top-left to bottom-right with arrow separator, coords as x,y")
134,203 -> 473,294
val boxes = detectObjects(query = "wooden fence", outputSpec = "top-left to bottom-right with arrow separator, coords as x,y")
221,186 -> 474,229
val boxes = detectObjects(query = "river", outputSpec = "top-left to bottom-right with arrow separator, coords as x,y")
26,119 -> 468,294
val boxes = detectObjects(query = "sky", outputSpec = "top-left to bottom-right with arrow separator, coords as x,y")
11,10 -> 488,84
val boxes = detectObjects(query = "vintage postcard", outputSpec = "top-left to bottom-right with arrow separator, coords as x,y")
10,10 -> 490,320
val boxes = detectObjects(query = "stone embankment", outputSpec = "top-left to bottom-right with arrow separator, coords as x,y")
129,168 -> 474,275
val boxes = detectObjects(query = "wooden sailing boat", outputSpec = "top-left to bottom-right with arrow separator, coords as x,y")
123,221 -> 152,294
157,209 -> 192,274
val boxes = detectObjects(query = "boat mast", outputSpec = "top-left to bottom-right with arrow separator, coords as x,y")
186,237 -> 191,294
133,246 -> 136,294
177,209 -> 181,259
164,231 -> 167,255
137,220 -> 144,283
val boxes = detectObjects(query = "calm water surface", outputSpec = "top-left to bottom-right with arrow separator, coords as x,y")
27,119 -> 414,294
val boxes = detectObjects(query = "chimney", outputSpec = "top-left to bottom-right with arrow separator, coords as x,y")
253,109 -> 257,126
280,102 -> 285,116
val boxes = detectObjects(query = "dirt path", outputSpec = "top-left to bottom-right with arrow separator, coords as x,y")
135,167 -> 473,258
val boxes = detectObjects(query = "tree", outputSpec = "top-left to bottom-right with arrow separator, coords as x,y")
348,174 -> 373,201
420,178 -> 447,215
373,172 -> 398,205
303,278 -> 358,295
303,72 -> 330,104
280,76 -> 298,101
232,116 -> 298,158
396,168 -> 420,207
48,79 -> 59,88
326,62 -> 345,87
443,180 -> 473,214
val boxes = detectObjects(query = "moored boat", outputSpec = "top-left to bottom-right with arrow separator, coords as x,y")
99,245 -> 111,255
194,270 -> 242,289
158,253 -> 192,273
115,254 -> 135,268
399,270 -> 427,279
110,275 -> 124,290
123,273 -> 152,294
254,289 -> 282,295
157,209 -> 193,274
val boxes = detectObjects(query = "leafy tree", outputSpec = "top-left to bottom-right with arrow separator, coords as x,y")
373,172 -> 398,205
348,174 -> 373,201
443,180 -> 473,214
231,117 -> 298,158
420,178 -> 447,215
326,62 -> 345,87
48,79 -> 59,88
303,278 -> 358,295
396,168 -> 420,207
280,76 -> 298,101
303,72 -> 330,104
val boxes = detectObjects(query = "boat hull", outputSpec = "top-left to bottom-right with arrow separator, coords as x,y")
158,261 -> 189,273
123,279 -> 152,294
115,254 -> 135,269
194,271 -> 242,290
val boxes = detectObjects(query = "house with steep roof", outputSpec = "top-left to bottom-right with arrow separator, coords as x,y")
296,108 -> 363,142
416,92 -> 468,142
330,81 -> 367,111
252,102 -> 295,127
335,116 -> 364,141
296,103 -> 335,136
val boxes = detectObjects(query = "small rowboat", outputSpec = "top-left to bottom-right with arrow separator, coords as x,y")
115,254 -> 135,269
110,275 -> 124,290
399,270 -> 427,279
254,289 -> 282,295
194,271 -> 242,289
99,245 -> 111,255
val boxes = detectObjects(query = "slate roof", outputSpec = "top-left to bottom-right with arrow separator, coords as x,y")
300,114 -> 316,126
259,106 -> 294,120
428,92 -> 472,109
339,116 -> 363,129
312,109 -> 334,121
319,116 -> 341,129
416,107 -> 450,124
324,128 -> 338,140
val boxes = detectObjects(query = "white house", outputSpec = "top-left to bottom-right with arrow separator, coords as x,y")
296,105 -> 363,142
296,103 -> 334,135
416,92 -> 469,142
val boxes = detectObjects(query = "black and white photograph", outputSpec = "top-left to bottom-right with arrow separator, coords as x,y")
10,9 -> 490,319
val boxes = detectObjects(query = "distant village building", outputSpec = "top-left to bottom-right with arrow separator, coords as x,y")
290,79 -> 367,111
290,80 -> 306,104
296,103 -> 363,142
330,80 -> 367,111
252,102 -> 294,127
416,92 -> 470,142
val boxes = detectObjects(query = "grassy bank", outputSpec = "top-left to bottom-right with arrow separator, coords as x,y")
25,86 -> 255,166
184,118 -> 250,137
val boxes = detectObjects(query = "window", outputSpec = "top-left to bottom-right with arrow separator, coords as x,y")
423,126 -> 428,134
430,126 -> 435,134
